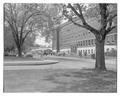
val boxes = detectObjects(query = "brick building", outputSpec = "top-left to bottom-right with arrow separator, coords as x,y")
52,17 -> 117,56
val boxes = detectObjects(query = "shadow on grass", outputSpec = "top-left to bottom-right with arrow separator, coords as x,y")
44,69 -> 117,92
4,69 -> 117,92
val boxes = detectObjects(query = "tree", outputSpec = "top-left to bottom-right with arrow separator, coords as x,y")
63,3 -> 117,71
23,33 -> 36,52
4,3 -> 52,56
4,25 -> 15,52
40,4 -> 63,43
4,22 -> 37,53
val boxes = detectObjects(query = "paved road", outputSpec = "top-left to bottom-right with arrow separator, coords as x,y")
4,56 -> 117,71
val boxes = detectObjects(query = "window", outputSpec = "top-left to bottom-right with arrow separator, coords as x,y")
91,49 -> 93,54
88,50 -> 90,54
112,35 -> 115,42
88,40 -> 90,45
95,39 -> 96,44
94,39 -> 95,44
79,42 -> 81,46
83,33 -> 85,36
83,41 -> 85,46
81,41 -> 82,46
86,40 -> 88,46
91,39 -> 94,45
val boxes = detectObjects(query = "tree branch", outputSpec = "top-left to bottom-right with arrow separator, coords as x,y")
68,4 -> 81,18
63,9 -> 85,28
5,18 -> 20,46
22,23 -> 34,43
106,26 -> 116,33
102,25 -> 116,40
22,30 -> 32,44
76,4 -> 86,25
5,18 -> 19,41
68,4 -> 86,25
107,14 -> 117,23
67,4 -> 99,35
70,19 -> 85,28
20,11 -> 43,44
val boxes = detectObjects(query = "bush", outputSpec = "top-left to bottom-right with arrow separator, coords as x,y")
24,53 -> 33,57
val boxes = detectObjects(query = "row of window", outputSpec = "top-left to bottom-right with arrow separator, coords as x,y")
61,31 -> 94,42
78,49 -> 95,54
76,39 -> 95,47
61,34 -> 117,47
61,39 -> 95,48
60,34 -> 117,50
61,34 -> 117,46
78,47 -> 116,55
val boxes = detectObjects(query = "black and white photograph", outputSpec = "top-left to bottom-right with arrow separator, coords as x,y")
2,0 -> 118,94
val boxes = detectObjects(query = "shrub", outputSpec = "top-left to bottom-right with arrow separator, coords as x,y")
24,53 -> 33,57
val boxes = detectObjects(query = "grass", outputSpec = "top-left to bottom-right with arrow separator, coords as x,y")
4,56 -> 35,61
4,56 -> 47,62
4,69 -> 117,92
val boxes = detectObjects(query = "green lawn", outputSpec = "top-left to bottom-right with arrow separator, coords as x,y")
4,56 -> 39,61
4,69 -> 117,92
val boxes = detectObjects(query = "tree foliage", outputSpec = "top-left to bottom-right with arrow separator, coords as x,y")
63,4 -> 117,34
4,3 -> 58,56
4,25 -> 15,51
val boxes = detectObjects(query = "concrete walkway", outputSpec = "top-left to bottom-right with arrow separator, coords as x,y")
47,55 -> 117,64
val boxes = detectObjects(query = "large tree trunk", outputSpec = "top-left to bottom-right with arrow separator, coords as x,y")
17,45 -> 23,57
95,38 -> 106,71
18,47 -> 22,57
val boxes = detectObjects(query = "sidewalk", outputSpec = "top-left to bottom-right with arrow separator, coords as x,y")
47,55 -> 91,60
47,55 -> 117,64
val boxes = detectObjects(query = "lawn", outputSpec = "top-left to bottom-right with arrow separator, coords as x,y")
4,69 -> 117,92
4,56 -> 34,61
4,56 -> 47,62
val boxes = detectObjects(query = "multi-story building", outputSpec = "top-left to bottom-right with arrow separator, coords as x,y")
52,17 -> 117,56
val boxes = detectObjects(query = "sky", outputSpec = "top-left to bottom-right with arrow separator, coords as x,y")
35,35 -> 52,47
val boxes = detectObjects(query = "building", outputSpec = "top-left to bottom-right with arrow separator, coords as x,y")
52,17 -> 117,56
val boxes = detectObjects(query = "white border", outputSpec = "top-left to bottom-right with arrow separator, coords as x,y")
0,0 -> 119,3
1,0 -> 119,96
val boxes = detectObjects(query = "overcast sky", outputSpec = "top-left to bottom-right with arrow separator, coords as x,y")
35,36 -> 52,47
